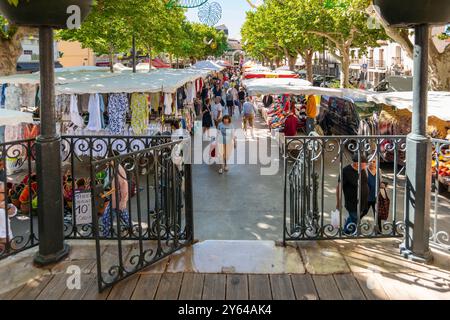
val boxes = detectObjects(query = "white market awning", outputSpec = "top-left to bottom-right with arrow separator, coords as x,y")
242,78 -> 351,97
55,68 -> 211,95
367,91 -> 450,121
0,109 -> 34,126
0,69 -> 119,85
192,60 -> 225,71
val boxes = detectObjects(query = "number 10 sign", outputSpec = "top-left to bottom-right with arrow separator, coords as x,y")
74,191 -> 92,225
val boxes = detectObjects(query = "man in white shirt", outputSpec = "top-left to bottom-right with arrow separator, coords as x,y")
211,96 -> 223,128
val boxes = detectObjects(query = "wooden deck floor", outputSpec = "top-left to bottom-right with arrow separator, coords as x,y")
2,271 -> 449,300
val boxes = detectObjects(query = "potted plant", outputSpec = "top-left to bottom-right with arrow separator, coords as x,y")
373,0 -> 450,27
0,0 -> 93,29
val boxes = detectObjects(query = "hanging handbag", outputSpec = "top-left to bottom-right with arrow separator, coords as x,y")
378,187 -> 390,220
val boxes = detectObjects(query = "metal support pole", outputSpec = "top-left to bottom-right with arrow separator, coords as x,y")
132,35 -> 136,73
184,163 -> 194,242
34,27 -> 69,266
400,24 -> 432,262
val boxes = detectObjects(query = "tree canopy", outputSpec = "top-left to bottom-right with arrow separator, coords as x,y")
58,0 -> 228,67
242,0 -> 387,87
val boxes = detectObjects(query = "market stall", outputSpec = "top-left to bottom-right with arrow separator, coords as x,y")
0,68 -> 212,142
367,91 -> 450,189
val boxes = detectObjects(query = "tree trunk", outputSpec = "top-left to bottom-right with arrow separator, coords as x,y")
429,45 -> 450,91
340,48 -> 351,88
305,50 -> 314,83
108,45 -> 115,73
288,55 -> 297,71
0,27 -> 33,76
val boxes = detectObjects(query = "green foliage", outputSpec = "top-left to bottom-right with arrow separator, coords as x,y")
0,15 -> 18,40
57,0 -> 227,60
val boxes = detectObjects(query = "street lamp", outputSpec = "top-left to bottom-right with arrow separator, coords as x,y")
373,0 -> 450,262
0,0 -> 93,266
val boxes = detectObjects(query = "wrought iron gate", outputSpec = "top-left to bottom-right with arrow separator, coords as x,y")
90,140 -> 193,292
283,135 -> 407,244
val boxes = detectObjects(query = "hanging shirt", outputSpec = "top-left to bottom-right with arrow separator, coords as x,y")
130,93 -> 149,135
69,95 -> 85,128
56,94 -> 71,120
0,84 -> 7,108
20,84 -> 37,109
99,94 -> 106,129
177,87 -> 187,110
150,93 -> 160,112
108,93 -> 129,135
164,93 -> 173,115
186,82 -> 195,105
87,94 -> 103,131
4,85 -> 22,111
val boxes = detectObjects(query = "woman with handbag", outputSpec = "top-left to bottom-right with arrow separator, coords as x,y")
366,160 -> 389,233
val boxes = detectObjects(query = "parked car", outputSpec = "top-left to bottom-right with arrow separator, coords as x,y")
317,94 -> 379,136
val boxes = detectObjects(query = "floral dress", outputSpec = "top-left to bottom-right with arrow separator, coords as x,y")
130,93 -> 149,135
108,93 -> 129,135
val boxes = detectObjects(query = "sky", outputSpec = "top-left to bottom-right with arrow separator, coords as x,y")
184,0 -> 264,40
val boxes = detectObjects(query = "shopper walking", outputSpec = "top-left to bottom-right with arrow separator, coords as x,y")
242,97 -> 256,138
226,87 -> 235,117
238,87 -> 246,115
202,98 -> 213,138
217,115 -> 236,174
211,96 -> 223,128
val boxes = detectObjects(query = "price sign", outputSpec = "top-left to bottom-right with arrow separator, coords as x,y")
74,191 -> 92,225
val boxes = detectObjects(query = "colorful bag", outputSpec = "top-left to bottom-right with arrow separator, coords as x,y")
378,188 -> 390,220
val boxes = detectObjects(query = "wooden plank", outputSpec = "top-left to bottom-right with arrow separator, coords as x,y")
378,273 -> 424,300
248,275 -> 272,300
179,273 -> 204,300
155,273 -> 183,300
107,274 -> 140,300
60,273 -> 97,300
80,275 -> 112,300
269,275 -> 295,300
202,274 -> 226,300
13,275 -> 54,300
131,274 -> 162,300
333,274 -> 366,300
0,285 -> 25,300
226,275 -> 248,300
353,273 -> 389,300
36,273 -> 71,300
291,274 -> 319,300
312,275 -> 342,300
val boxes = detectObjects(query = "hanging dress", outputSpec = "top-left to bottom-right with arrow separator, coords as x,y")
87,94 -> 103,131
164,93 -> 173,115
130,93 -> 149,135
108,93 -> 129,135
69,95 -> 85,128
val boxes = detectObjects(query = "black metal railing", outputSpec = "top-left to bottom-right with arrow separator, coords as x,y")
0,139 -> 38,260
60,135 -> 172,240
431,138 -> 450,252
90,140 -> 193,292
283,135 -> 407,243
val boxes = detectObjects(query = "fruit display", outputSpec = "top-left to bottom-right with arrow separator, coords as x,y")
431,139 -> 450,188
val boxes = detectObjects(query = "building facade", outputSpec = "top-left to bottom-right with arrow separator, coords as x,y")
58,41 -> 96,67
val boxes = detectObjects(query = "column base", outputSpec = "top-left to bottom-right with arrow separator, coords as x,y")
34,243 -> 70,267
399,243 -> 433,264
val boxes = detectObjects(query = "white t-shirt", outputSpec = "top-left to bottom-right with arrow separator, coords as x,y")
0,209 -> 13,239
211,103 -> 223,120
